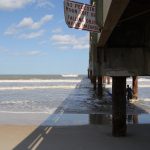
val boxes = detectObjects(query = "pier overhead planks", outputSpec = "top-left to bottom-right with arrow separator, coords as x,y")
94,0 -> 150,76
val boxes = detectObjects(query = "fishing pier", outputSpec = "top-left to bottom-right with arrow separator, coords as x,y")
88,0 -> 150,136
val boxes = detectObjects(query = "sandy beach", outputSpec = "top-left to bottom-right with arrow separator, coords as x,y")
0,77 -> 149,149
0,124 -> 150,150
0,125 -> 37,150
0,0 -> 150,148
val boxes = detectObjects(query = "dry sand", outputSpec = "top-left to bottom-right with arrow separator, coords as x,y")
0,124 -> 150,150
0,125 -> 37,150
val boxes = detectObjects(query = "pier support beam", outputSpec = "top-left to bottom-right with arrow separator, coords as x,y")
88,69 -> 90,78
107,76 -> 111,84
103,76 -> 106,84
112,77 -> 127,137
97,76 -> 103,98
93,76 -> 97,91
132,76 -> 138,99
90,70 -> 93,83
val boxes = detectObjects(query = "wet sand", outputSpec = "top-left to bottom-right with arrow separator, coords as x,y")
0,124 -> 150,150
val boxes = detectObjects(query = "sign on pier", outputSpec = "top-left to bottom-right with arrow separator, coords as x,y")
64,0 -> 100,32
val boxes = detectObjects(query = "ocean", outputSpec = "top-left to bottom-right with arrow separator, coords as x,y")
0,75 -> 149,125
0,75 -> 84,113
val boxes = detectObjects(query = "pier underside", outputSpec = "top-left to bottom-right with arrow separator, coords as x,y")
89,0 -> 150,136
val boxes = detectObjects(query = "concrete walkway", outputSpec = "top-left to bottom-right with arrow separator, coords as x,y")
13,124 -> 150,150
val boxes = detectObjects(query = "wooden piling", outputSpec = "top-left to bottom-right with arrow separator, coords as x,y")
132,76 -> 138,99
133,115 -> 138,124
107,76 -> 111,84
103,76 -> 106,84
97,76 -> 103,98
93,76 -> 97,91
90,70 -> 93,83
112,77 -> 127,137
88,69 -> 90,78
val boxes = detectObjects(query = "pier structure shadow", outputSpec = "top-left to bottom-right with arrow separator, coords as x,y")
13,77 -> 150,150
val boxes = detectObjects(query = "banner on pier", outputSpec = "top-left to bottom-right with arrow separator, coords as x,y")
64,0 -> 100,32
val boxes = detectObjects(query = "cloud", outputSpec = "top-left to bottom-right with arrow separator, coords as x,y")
52,28 -> 62,33
0,44 -> 45,56
4,24 -> 18,35
51,34 -> 89,50
0,0 -> 32,10
39,40 -> 48,45
0,46 -> 45,57
19,30 -> 45,39
0,46 -> 8,52
36,0 -> 55,8
0,0 -> 55,11
5,14 -> 53,39
26,50 -> 44,56
17,14 -> 53,30
18,50 -> 45,56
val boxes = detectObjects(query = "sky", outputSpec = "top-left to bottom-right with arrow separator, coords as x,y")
0,0 -> 90,75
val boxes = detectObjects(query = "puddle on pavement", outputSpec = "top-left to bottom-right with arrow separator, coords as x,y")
41,113 -> 150,126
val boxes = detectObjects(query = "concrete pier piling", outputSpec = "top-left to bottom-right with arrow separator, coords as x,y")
112,77 -> 127,137
107,76 -> 111,84
93,76 -> 97,91
89,70 -> 93,83
88,69 -> 90,78
102,76 -> 106,84
97,76 -> 103,98
132,76 -> 138,99
88,0 -> 150,136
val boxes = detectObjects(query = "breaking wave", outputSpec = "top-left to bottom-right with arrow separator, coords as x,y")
0,85 -> 77,91
0,79 -> 81,83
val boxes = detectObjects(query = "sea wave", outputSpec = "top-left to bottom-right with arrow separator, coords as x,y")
98,78 -> 150,83
0,100 -> 31,104
127,78 -> 150,82
141,99 -> 150,102
106,84 -> 150,88
61,74 -> 78,77
0,85 -> 76,91
0,79 -> 81,83
0,110 -> 55,114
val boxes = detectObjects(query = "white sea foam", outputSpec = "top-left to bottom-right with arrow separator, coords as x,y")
0,108 -> 57,114
0,100 -> 30,104
99,78 -> 150,83
127,78 -> 150,82
0,85 -> 77,91
138,78 -> 150,82
141,99 -> 150,102
61,74 -> 78,77
136,85 -> 150,88
0,111 -> 51,114
0,79 -> 81,83
105,84 -> 150,88
140,103 -> 150,107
